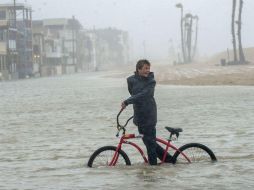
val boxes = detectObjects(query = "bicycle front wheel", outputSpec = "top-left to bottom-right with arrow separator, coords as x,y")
172,143 -> 217,164
87,146 -> 131,168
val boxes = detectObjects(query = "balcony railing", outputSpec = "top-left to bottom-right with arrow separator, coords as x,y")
0,20 -> 8,28
0,42 -> 7,54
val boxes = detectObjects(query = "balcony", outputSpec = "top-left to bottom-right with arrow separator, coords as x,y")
45,52 -> 62,58
0,20 -> 8,28
0,42 -> 7,54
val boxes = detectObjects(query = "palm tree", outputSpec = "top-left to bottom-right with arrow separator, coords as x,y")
232,0 -> 238,63
237,0 -> 246,64
185,13 -> 193,63
192,15 -> 199,60
176,3 -> 186,63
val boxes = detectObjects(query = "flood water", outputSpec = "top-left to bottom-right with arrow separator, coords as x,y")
0,72 -> 254,190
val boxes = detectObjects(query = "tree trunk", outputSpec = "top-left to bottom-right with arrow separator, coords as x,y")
232,0 -> 238,63
238,0 -> 246,64
183,18 -> 189,63
192,17 -> 198,61
187,17 -> 193,63
180,9 -> 187,63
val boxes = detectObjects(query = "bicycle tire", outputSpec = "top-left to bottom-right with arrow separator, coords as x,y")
172,143 -> 217,164
87,146 -> 131,168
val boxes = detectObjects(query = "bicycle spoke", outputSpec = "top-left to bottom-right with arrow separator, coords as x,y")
92,150 -> 126,167
93,150 -> 114,167
178,147 -> 212,163
187,147 -> 208,162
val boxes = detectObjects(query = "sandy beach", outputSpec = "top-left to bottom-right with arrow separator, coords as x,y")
154,62 -> 254,85
105,62 -> 254,86
107,48 -> 254,86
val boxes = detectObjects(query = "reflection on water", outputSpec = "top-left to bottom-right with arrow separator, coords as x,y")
0,72 -> 254,189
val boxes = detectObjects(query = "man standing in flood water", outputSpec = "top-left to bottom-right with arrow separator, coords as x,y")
121,59 -> 172,165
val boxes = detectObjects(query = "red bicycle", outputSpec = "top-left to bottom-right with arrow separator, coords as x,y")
87,109 -> 217,167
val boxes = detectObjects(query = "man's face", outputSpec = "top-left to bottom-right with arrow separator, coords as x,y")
138,64 -> 150,77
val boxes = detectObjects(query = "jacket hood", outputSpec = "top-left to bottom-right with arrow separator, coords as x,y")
148,72 -> 154,79
134,72 -> 154,80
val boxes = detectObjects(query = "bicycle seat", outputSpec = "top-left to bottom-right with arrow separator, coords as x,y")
165,127 -> 183,137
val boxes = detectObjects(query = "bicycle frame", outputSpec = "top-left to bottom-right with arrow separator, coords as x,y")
109,133 -> 191,166
109,108 -> 191,166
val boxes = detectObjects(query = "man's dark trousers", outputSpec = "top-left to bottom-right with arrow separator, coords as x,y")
138,125 -> 172,165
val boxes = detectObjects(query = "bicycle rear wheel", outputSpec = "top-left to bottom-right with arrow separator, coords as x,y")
87,146 -> 131,168
172,143 -> 217,164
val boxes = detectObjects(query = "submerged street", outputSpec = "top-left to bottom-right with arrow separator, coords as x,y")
0,72 -> 254,189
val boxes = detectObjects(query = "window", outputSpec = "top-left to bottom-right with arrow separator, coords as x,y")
0,56 -> 6,71
0,10 -> 6,20
0,56 -> 2,71
9,40 -> 16,50
0,30 -> 6,41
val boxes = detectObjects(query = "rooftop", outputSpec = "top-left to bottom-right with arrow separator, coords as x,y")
0,3 -> 31,10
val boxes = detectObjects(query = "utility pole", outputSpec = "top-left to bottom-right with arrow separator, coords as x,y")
14,0 -> 16,27
11,0 -> 17,76
72,15 -> 75,67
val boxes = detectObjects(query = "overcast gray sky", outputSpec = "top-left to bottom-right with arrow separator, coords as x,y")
11,0 -> 254,60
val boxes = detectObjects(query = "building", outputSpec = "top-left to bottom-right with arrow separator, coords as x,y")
32,20 -> 45,77
0,3 -> 32,80
32,24 -> 130,74
85,28 -> 130,71
0,3 -> 18,80
32,17 -> 82,77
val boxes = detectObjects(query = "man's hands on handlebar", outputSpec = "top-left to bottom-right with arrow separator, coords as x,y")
116,107 -> 133,137
121,101 -> 127,109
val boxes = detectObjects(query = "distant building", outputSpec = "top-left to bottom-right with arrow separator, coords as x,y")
0,3 -> 32,80
32,20 -> 44,77
0,3 -> 18,80
0,3 -> 130,80
32,17 -> 82,77
85,28 -> 130,71
76,30 -> 91,72
32,19 -> 130,75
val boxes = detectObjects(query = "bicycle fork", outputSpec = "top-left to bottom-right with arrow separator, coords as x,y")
109,144 -> 122,166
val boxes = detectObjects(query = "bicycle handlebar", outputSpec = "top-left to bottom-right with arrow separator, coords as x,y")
116,108 -> 133,137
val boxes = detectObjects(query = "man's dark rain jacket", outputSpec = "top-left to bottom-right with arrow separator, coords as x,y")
124,72 -> 157,126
